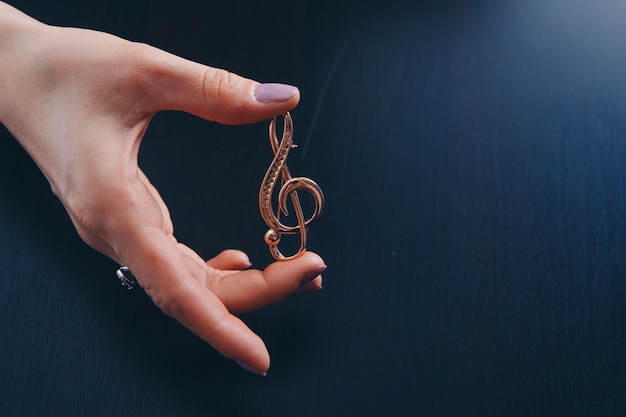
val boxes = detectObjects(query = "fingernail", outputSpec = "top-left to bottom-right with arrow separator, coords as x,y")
299,265 -> 327,287
236,360 -> 267,376
255,83 -> 299,103
297,279 -> 323,294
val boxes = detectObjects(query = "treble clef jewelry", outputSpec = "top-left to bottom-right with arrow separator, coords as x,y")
259,112 -> 324,261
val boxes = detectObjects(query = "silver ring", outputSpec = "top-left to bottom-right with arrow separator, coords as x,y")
115,266 -> 136,290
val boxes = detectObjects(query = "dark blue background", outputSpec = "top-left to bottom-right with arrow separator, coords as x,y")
1,0 -> 625,416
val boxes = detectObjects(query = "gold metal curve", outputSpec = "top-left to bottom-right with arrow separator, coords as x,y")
258,112 -> 324,261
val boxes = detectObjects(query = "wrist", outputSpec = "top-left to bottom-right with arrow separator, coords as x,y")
0,2 -> 47,124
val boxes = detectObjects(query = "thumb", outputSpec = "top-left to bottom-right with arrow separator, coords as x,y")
143,47 -> 300,124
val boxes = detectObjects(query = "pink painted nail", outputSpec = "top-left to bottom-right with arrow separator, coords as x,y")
255,83 -> 299,103
236,360 -> 267,376
299,265 -> 327,287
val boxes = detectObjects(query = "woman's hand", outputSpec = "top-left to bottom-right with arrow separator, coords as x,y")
0,2 -> 326,375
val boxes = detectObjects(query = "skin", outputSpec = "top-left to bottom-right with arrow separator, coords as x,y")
0,2 -> 325,375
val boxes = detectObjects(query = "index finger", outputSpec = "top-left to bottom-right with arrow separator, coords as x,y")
126,229 -> 271,375
107,178 -> 271,375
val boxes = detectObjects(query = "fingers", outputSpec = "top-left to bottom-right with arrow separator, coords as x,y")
122,228 -> 271,375
140,47 -> 300,125
99,177 -> 269,374
208,251 -> 327,313
206,249 -> 252,271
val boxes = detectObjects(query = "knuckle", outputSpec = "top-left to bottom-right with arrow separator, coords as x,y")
108,42 -> 167,110
151,290 -> 178,317
120,43 -> 161,89
64,191 -> 107,242
204,68 -> 241,101
147,279 -> 187,319
62,181 -> 135,251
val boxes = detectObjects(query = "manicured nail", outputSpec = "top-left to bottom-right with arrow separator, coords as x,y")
255,83 -> 299,103
236,360 -> 267,376
297,279 -> 323,294
299,265 -> 327,287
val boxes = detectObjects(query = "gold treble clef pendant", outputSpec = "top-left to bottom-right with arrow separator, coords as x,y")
259,112 -> 324,261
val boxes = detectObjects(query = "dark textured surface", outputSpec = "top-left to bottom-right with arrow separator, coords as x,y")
2,0 -> 626,416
